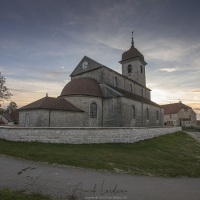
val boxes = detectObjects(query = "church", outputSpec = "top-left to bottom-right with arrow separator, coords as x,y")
18,36 -> 164,127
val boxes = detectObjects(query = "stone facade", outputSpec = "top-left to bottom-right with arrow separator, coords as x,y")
0,126 -> 181,144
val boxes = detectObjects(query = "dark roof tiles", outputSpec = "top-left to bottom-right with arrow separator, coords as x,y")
2,110 -> 19,122
60,77 -> 103,97
161,102 -> 191,114
108,85 -> 161,108
120,44 -> 145,63
18,97 -> 83,112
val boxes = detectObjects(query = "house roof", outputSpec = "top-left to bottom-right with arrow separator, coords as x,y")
108,85 -> 161,108
60,77 -> 103,97
161,102 -> 191,115
18,96 -> 83,112
1,110 -> 19,122
2,113 -> 13,122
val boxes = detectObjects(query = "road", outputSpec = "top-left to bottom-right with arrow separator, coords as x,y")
0,154 -> 200,200
186,131 -> 200,142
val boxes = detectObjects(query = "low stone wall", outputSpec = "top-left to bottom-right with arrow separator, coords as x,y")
0,126 -> 182,144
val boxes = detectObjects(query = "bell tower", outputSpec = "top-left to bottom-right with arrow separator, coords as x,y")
119,32 -> 147,87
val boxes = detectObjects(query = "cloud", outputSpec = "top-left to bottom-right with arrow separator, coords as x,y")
192,90 -> 200,93
160,68 -> 178,72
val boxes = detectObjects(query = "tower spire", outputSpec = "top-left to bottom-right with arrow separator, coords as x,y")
131,31 -> 134,46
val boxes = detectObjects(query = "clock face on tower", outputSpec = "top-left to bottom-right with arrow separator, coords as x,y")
82,61 -> 88,69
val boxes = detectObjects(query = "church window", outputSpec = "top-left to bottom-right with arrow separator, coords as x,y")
114,77 -> 117,87
130,84 -> 132,93
90,103 -> 97,118
141,65 -> 143,73
141,89 -> 143,97
156,111 -> 159,120
25,113 -> 30,127
146,108 -> 149,120
132,105 -> 136,119
128,65 -> 132,73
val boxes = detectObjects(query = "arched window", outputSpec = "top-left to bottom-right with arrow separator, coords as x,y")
114,77 -> 117,87
130,84 -> 132,93
146,108 -> 149,120
132,105 -> 136,119
128,65 -> 132,73
90,103 -> 97,118
156,110 -> 159,120
141,65 -> 143,73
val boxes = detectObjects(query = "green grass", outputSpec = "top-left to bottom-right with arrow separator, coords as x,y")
0,188 -> 53,200
0,132 -> 200,177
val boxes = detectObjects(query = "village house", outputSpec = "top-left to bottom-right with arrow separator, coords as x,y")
0,110 -> 19,126
161,102 -> 197,127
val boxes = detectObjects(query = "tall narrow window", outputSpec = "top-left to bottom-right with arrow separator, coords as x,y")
146,108 -> 149,120
128,65 -> 132,73
141,65 -> 143,73
114,77 -> 117,87
25,113 -> 29,127
130,84 -> 132,93
141,89 -> 143,97
90,103 -> 97,118
156,111 -> 159,120
132,105 -> 136,119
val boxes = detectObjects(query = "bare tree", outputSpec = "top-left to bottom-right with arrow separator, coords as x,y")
0,72 -> 12,102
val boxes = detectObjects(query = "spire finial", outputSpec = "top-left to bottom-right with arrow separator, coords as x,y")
131,31 -> 134,46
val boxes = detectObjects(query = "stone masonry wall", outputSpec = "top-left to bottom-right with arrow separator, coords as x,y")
0,127 -> 181,144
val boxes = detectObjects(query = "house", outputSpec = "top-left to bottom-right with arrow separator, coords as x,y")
18,37 -> 164,127
161,102 -> 197,127
0,110 -> 19,125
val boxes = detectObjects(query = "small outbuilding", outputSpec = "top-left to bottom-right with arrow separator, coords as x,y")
0,110 -> 19,125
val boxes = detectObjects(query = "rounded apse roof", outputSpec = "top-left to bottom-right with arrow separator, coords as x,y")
121,44 -> 144,62
60,77 -> 103,97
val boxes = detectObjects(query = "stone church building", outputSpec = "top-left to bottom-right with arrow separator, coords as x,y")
19,38 -> 164,127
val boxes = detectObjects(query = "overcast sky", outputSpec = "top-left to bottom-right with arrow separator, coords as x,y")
0,0 -> 200,119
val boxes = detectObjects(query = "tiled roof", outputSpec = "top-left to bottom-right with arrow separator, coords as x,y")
120,44 -> 145,63
108,85 -> 161,108
161,102 -> 191,115
60,77 -> 103,97
18,96 -> 83,112
2,113 -> 13,122
2,110 -> 19,122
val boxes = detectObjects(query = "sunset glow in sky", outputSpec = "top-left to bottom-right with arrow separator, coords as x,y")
0,0 -> 200,119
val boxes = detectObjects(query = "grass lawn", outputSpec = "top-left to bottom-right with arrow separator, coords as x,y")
0,131 -> 200,177
0,188 -> 53,200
